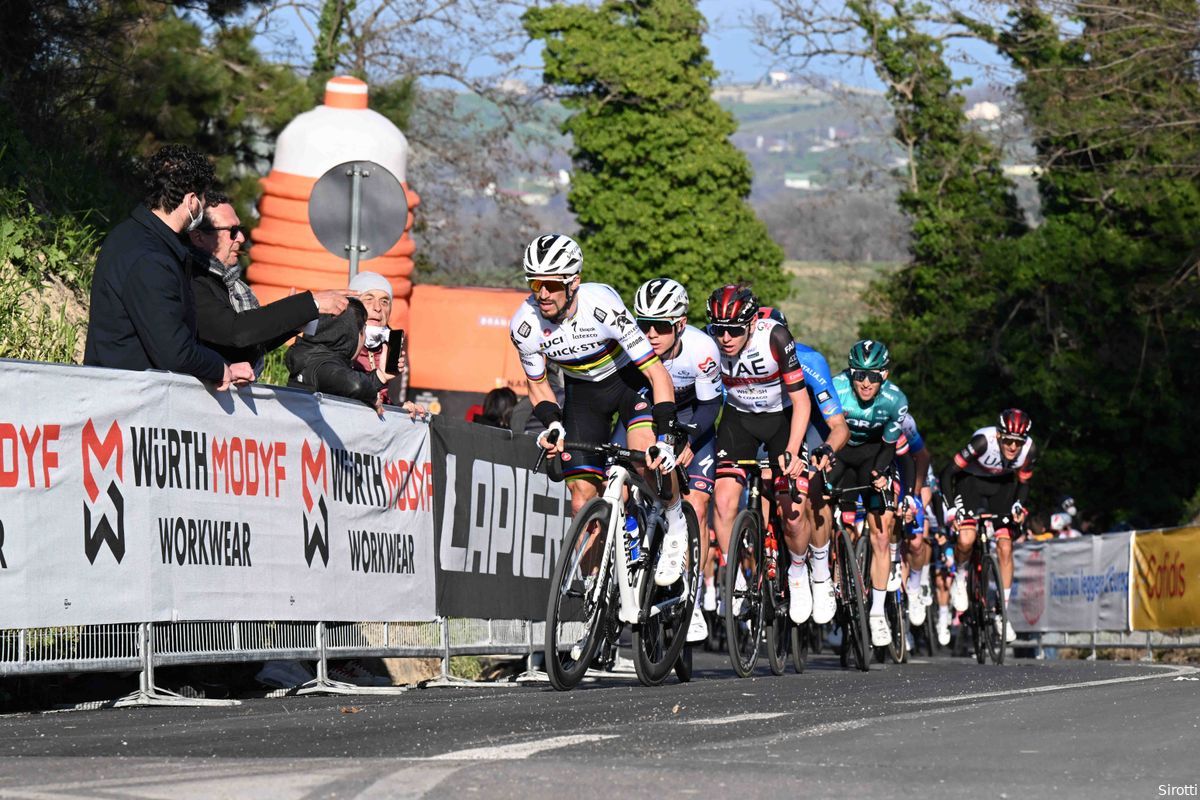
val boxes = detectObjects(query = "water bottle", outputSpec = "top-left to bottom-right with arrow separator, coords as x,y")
624,515 -> 641,563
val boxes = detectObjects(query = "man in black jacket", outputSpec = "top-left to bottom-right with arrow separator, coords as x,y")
187,192 -> 351,374
84,145 -> 253,390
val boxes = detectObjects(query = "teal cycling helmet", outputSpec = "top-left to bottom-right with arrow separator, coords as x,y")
848,339 -> 890,370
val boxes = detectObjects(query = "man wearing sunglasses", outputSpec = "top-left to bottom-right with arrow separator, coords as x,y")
628,278 -> 722,640
510,235 -> 689,588
828,339 -> 910,647
939,408 -> 1038,644
188,193 -> 352,374
706,286 -> 813,624
756,307 -> 851,627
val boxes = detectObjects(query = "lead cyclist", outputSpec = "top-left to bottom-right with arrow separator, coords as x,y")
509,234 -> 688,588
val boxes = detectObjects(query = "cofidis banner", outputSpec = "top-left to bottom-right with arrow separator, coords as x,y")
1012,532 -> 1131,633
0,360 -> 435,627
1131,527 -> 1200,631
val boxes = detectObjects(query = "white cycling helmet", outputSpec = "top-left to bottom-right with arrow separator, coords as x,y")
523,234 -> 583,279
634,278 -> 689,319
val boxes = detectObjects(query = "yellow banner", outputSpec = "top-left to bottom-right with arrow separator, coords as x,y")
1131,527 -> 1200,631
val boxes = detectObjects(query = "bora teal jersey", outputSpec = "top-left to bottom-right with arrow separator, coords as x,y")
832,371 -> 909,447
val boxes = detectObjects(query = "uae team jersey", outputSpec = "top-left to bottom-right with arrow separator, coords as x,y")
664,325 -> 722,405
833,371 -> 909,446
510,282 -> 658,383
954,426 -> 1037,480
720,317 -> 806,413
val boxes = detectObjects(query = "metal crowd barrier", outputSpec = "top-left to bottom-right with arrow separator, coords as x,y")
0,617 -> 545,707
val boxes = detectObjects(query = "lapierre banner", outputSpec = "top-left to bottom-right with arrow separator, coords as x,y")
1011,532 -> 1131,633
0,360 -> 436,628
1131,526 -> 1200,631
431,417 -> 573,620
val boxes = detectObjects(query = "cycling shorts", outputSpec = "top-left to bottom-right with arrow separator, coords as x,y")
955,474 -> 1019,538
561,364 -> 652,483
717,405 -> 791,485
826,441 -> 891,513
612,402 -> 716,495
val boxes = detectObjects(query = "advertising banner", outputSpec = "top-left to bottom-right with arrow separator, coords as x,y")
1012,532 -> 1131,632
1131,527 -> 1200,631
0,360 -> 436,627
431,417 -> 573,620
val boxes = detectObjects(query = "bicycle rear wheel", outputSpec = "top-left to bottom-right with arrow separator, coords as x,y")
836,529 -> 871,672
982,553 -> 1007,665
545,498 -> 614,691
633,501 -> 699,686
724,510 -> 765,678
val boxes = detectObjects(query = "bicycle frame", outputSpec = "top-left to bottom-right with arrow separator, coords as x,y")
576,448 -> 687,627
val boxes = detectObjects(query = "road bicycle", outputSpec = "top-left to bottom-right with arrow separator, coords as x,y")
847,477 -> 909,664
721,456 -> 800,678
541,440 -> 700,690
820,478 -> 874,672
966,512 -> 1008,665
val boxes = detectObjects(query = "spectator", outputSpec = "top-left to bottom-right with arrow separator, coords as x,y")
1050,512 -> 1081,538
84,144 -> 252,390
285,299 -> 424,418
508,362 -> 566,435
187,192 -> 353,374
475,387 -> 518,430
348,271 -> 403,406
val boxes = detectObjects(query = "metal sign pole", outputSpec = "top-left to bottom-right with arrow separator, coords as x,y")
346,164 -> 367,280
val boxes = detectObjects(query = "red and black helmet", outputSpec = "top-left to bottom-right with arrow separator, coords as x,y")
706,285 -> 758,325
998,408 -> 1032,439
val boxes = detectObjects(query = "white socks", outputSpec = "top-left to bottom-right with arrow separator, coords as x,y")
789,557 -> 809,584
809,541 -> 831,582
1004,585 -> 1012,608
871,587 -> 887,616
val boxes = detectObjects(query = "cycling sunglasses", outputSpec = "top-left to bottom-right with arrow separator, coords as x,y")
637,318 -> 675,335
529,278 -> 570,293
850,369 -> 885,384
999,435 -> 1027,447
707,323 -> 748,338
200,223 -> 246,239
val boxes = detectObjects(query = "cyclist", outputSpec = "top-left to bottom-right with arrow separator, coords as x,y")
631,278 -> 722,641
828,339 -> 909,647
707,286 -> 813,623
509,235 -> 688,588
757,307 -> 850,625
940,408 -> 1037,644
897,413 -> 934,627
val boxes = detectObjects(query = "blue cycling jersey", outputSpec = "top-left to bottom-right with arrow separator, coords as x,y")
795,342 -> 843,437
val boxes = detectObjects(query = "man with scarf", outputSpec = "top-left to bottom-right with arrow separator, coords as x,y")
188,192 -> 353,375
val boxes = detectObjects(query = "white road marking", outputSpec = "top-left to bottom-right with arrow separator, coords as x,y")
896,663 -> 1199,704
684,712 -> 788,726
427,733 -> 617,761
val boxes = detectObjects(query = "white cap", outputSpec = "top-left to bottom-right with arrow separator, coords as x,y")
349,271 -> 393,300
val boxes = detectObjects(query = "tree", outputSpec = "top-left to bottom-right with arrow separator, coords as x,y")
525,0 -> 787,309
759,0 -> 1200,524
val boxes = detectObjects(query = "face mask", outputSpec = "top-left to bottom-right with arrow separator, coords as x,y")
185,195 -> 205,232
364,325 -> 389,349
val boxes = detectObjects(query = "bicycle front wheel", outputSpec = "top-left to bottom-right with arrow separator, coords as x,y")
545,497 -> 613,691
765,561 -> 789,676
633,502 -> 699,686
790,621 -> 808,674
724,510 -> 765,678
886,590 -> 909,664
837,529 -> 871,672
983,553 -> 1007,665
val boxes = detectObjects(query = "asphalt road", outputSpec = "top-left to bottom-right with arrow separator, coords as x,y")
1,652 -> 1197,799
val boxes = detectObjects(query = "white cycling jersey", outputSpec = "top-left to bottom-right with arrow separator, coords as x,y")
719,317 -> 804,413
957,425 -> 1036,478
510,282 -> 658,383
664,325 -> 722,404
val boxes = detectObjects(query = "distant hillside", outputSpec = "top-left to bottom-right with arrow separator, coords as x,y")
776,260 -> 902,363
